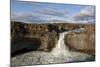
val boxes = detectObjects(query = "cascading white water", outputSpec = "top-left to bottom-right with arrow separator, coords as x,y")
51,31 -> 70,57
56,32 -> 69,49
51,28 -> 85,57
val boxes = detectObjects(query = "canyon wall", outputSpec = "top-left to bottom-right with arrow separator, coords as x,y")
11,21 -> 95,55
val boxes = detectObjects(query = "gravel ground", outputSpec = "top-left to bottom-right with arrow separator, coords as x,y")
11,50 -> 95,67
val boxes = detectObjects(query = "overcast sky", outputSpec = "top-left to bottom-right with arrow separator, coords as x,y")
11,0 -> 95,24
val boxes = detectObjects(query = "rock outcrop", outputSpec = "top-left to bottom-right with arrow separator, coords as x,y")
65,32 -> 95,55
11,21 -> 58,54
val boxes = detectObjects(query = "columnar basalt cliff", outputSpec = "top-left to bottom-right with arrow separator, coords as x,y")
11,21 -> 95,55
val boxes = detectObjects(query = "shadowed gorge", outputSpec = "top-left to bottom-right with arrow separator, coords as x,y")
11,37 -> 41,56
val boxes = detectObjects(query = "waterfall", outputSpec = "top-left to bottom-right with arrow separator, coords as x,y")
51,31 -> 70,57
51,28 -> 85,57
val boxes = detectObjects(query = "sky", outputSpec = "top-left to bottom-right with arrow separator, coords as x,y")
11,0 -> 95,24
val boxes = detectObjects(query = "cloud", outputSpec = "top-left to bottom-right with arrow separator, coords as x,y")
36,8 -> 68,17
71,6 -> 95,24
11,1 -> 69,23
11,8 -> 69,23
11,12 -> 63,23
11,12 -> 43,22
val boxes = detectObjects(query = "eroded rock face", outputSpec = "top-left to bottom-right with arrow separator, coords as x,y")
11,21 -> 95,55
11,22 -> 58,53
65,32 -> 95,55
